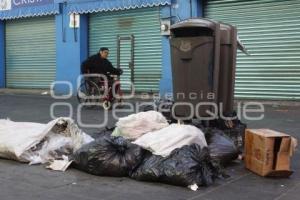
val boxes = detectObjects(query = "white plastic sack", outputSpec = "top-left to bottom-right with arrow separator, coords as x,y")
133,124 -> 207,157
113,111 -> 169,140
0,117 -> 93,170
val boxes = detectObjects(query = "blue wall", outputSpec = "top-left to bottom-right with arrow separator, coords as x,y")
159,6 -> 173,97
55,3 -> 88,95
197,0 -> 204,17
0,21 -> 4,88
171,0 -> 201,22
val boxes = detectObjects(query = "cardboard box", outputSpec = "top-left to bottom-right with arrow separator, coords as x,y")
245,129 -> 297,177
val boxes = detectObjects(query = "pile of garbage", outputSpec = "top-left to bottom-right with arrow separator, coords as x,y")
71,111 -> 243,190
0,110 -> 245,190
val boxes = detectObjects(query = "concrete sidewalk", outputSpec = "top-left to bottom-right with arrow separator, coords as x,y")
0,94 -> 299,200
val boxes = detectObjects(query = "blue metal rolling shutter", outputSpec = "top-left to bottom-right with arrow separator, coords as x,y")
5,16 -> 56,89
205,0 -> 300,100
89,7 -> 162,92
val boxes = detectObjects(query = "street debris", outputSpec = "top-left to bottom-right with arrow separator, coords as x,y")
46,155 -> 73,171
133,123 -> 207,157
0,117 -> 93,171
112,111 -> 169,140
245,129 -> 297,177
131,145 -> 221,187
209,112 -> 246,153
205,128 -> 239,167
72,135 -> 145,177
0,109 -> 297,189
188,184 -> 199,191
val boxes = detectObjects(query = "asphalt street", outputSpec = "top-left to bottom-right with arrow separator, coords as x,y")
0,93 -> 299,200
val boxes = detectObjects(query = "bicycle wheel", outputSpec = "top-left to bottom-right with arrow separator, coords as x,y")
77,80 -> 101,106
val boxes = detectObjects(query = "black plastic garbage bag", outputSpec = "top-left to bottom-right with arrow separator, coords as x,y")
131,144 -> 220,187
223,122 -> 246,153
72,135 -> 145,177
207,112 -> 246,153
205,129 -> 239,166
211,111 -> 240,130
89,127 -> 114,139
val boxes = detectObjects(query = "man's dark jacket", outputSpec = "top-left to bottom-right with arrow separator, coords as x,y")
81,54 -> 120,75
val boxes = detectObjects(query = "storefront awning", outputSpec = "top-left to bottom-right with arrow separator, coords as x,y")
67,0 -> 171,14
0,3 -> 60,20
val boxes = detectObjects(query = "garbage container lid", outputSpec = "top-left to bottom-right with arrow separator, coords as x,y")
170,18 -> 218,30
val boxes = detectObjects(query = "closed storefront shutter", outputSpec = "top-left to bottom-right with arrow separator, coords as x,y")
89,7 -> 162,92
205,0 -> 300,100
5,16 -> 56,89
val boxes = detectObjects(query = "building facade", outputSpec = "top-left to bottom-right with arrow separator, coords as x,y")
1,0 -> 299,100
0,0 -> 201,95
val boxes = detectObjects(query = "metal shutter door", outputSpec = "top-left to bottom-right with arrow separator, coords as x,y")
5,16 -> 56,89
205,0 -> 300,100
89,7 -> 162,92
